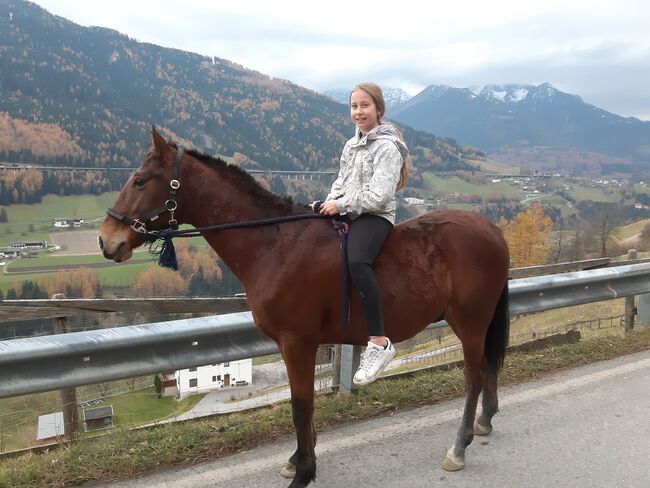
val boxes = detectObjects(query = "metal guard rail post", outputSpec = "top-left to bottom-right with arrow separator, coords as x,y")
1,263 -> 649,399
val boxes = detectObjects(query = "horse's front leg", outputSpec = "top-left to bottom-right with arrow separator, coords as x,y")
281,420 -> 317,479
278,339 -> 318,488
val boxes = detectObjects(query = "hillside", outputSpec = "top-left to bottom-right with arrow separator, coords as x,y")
0,0 -> 479,174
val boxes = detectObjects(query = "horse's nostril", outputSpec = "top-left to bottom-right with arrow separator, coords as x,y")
97,236 -> 104,251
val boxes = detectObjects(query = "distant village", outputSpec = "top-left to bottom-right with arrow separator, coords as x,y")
402,170 -> 650,211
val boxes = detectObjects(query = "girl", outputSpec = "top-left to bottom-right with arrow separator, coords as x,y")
311,82 -> 409,385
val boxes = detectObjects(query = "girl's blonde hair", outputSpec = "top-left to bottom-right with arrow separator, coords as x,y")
350,82 -> 410,191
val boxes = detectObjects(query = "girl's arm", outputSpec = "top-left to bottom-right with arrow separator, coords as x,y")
325,151 -> 347,202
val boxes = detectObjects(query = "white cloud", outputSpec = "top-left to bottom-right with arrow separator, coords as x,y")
30,0 -> 650,120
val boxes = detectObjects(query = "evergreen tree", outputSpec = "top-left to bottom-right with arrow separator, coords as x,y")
188,265 -> 207,296
19,280 -> 47,299
0,207 -> 7,223
6,288 -> 18,299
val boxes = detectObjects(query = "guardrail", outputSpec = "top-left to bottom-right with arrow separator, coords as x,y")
1,262 -> 649,399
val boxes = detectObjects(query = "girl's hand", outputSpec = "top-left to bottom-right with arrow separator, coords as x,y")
319,200 -> 339,216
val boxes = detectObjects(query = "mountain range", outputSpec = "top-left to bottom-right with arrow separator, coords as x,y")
0,0 -> 478,175
390,84 -> 650,175
327,83 -> 650,176
325,87 -> 412,114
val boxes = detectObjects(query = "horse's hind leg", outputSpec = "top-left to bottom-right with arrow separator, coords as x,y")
279,340 -> 318,488
442,340 -> 484,472
474,360 -> 498,436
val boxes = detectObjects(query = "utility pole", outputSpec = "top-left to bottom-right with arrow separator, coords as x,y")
52,293 -> 79,440
624,249 -> 637,332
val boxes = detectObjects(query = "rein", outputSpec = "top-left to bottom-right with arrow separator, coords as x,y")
105,146 -> 352,328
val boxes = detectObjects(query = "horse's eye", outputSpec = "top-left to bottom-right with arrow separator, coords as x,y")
134,177 -> 145,189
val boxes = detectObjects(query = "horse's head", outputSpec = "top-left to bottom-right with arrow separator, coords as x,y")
98,127 -> 183,262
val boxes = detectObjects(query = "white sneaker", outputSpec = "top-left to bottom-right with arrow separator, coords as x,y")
353,339 -> 396,385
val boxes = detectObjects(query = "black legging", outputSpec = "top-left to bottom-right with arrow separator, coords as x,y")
347,213 -> 393,337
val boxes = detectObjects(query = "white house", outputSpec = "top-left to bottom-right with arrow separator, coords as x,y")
160,359 -> 253,400
404,197 -> 425,205
36,412 -> 64,444
53,218 -> 84,228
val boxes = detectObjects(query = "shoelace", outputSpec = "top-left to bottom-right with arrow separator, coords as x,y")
360,347 -> 383,370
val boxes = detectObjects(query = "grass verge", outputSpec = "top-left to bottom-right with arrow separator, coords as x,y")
1,329 -> 649,487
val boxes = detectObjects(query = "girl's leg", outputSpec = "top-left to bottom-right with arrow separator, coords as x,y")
347,214 -> 395,385
347,214 -> 393,336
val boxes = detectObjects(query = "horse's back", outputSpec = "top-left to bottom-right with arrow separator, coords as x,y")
383,209 -> 509,304
391,209 -> 508,266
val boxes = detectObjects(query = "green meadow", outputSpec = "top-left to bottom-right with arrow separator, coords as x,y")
616,218 -> 650,240
423,173 -> 522,198
564,186 -> 622,203
0,193 -> 119,247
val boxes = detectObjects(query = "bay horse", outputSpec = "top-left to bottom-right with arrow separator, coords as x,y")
98,128 -> 510,488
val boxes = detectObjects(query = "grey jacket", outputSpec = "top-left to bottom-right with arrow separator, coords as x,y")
326,124 -> 408,224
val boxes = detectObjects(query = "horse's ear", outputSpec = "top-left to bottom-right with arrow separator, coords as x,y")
151,125 -> 171,158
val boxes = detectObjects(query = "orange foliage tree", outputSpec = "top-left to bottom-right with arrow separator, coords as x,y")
174,240 -> 222,281
132,267 -> 187,297
44,267 -> 102,298
500,203 -> 553,268
0,112 -> 85,159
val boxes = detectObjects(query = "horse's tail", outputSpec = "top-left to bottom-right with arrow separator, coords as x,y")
484,281 -> 510,373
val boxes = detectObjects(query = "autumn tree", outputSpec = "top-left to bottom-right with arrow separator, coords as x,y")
132,267 -> 187,297
548,231 -> 569,264
592,212 -> 619,258
501,203 -> 553,267
45,268 -> 103,298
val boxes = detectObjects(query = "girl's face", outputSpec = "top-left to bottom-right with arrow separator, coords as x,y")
350,89 -> 380,134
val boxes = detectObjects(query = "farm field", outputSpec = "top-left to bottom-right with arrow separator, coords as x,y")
565,185 -> 622,203
0,193 -> 119,247
616,218 -> 650,241
0,251 -> 155,294
469,158 -> 518,175
422,173 -> 522,198
633,183 -> 650,195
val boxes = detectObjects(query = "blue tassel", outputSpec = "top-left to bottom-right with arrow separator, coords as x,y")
158,236 -> 178,271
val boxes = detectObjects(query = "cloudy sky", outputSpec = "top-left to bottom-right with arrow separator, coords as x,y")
33,0 -> 650,120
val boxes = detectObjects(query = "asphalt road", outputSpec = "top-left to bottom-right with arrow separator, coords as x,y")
91,349 -> 650,488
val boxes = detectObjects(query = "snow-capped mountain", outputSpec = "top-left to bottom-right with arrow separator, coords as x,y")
324,87 -> 412,115
390,83 -> 650,166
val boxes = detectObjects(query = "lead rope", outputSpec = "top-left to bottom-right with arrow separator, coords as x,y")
332,219 -> 350,328
147,213 -> 352,329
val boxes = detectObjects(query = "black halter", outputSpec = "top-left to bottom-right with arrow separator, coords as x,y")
106,147 -> 185,233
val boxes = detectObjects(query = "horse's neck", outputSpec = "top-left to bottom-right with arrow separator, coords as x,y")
179,161 -> 298,285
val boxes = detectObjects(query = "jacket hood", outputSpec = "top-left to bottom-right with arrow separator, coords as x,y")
356,123 -> 409,161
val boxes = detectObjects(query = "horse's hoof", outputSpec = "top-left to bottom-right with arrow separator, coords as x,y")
280,462 -> 296,479
473,421 -> 492,436
442,447 -> 465,472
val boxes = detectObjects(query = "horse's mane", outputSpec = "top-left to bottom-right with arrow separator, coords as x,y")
165,141 -> 308,215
